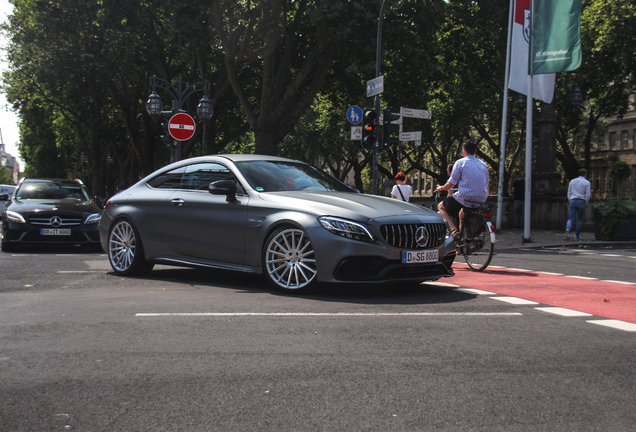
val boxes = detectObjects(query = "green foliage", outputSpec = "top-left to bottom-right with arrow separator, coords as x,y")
2,0 -> 635,199
0,168 -> 13,185
593,200 -> 636,240
610,161 -> 631,182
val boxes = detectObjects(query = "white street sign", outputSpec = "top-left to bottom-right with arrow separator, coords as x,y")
400,131 -> 422,142
351,126 -> 362,141
402,108 -> 432,119
366,76 -> 384,97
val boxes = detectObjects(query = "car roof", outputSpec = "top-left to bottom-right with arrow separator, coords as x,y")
215,154 -> 299,163
19,178 -> 85,186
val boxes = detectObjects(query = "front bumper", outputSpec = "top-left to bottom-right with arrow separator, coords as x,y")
2,222 -> 101,245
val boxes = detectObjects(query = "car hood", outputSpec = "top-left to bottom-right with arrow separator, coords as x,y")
256,191 -> 440,222
7,200 -> 102,214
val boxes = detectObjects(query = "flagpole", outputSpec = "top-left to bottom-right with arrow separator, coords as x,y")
523,0 -> 535,241
496,0 -> 515,231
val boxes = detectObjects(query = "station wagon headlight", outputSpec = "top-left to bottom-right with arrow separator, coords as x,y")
318,216 -> 374,242
85,213 -> 101,225
5,210 -> 26,223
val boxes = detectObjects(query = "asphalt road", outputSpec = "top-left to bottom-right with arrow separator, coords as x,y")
1,246 -> 635,431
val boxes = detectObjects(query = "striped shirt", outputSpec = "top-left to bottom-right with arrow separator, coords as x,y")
448,155 -> 489,207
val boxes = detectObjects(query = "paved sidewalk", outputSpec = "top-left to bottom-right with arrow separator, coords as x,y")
494,228 -> 636,250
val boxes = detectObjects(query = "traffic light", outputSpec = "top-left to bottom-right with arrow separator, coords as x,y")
383,109 -> 400,149
362,108 -> 377,150
160,110 -> 176,146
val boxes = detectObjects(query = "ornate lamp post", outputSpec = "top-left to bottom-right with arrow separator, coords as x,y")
145,76 -> 213,162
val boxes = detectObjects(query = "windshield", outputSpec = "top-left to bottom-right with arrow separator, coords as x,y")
235,160 -> 352,193
15,181 -> 91,202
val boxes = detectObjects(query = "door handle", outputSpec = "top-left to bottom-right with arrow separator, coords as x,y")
171,199 -> 185,206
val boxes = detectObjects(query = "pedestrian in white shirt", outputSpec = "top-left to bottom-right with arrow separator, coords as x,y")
565,168 -> 591,241
391,172 -> 411,202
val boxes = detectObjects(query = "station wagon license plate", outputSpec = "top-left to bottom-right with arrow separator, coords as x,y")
41,229 -> 71,236
402,249 -> 438,264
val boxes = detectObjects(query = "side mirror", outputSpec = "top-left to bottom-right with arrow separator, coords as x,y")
94,196 -> 106,208
209,180 -> 237,202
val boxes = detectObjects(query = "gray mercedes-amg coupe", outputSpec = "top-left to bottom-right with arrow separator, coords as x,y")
99,154 -> 456,292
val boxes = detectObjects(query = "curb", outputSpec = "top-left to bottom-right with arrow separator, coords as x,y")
496,240 -> 636,251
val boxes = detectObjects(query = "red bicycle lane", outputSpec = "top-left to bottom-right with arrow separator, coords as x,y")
450,264 -> 636,324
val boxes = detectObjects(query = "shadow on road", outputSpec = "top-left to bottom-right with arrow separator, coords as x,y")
139,267 -> 474,306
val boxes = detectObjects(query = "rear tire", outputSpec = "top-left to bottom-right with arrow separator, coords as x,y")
108,218 -> 154,276
460,215 -> 493,271
263,227 -> 317,293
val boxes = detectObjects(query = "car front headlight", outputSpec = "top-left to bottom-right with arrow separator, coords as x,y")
318,216 -> 374,242
85,213 -> 102,225
5,210 -> 26,223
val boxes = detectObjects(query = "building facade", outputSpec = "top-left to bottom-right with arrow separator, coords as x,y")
589,94 -> 636,199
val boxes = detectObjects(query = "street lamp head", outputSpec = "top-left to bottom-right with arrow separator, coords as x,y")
197,95 -> 214,123
513,92 -> 527,109
569,85 -> 584,108
146,91 -> 163,120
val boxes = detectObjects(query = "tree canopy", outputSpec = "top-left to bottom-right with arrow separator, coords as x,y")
1,0 -> 633,196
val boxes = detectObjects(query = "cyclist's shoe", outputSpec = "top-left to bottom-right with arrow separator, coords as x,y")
564,229 -> 571,241
451,229 -> 461,240
575,235 -> 582,241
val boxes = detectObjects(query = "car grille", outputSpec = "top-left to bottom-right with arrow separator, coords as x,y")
333,251 -> 456,282
28,215 -> 83,226
380,223 -> 446,249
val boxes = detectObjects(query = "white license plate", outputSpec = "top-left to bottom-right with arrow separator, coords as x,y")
402,249 -> 439,264
41,229 -> 71,236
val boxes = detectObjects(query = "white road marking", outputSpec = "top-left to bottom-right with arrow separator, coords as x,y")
58,271 -> 105,273
587,320 -> 636,332
502,268 -> 533,272
600,254 -> 623,257
535,271 -> 564,276
535,307 -> 592,317
564,275 -> 598,280
423,281 -> 461,288
136,312 -> 523,317
600,280 -> 636,285
490,297 -> 539,305
454,288 -> 496,295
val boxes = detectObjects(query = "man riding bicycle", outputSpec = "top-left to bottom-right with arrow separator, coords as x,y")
435,140 -> 489,240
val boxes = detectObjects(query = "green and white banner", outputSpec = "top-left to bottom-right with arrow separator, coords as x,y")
532,0 -> 582,74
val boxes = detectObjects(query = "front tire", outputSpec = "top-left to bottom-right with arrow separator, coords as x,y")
108,218 -> 154,276
263,227 -> 317,292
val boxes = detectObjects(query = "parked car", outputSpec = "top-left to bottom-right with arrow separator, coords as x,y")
99,154 -> 456,292
1,178 -> 103,252
0,184 -> 16,206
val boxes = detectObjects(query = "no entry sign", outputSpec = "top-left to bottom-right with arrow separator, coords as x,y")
168,113 -> 196,141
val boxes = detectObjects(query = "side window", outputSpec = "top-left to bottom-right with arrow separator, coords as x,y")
147,166 -> 186,189
180,163 -> 241,192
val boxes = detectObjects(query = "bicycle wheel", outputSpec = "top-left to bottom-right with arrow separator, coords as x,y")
460,215 -> 494,271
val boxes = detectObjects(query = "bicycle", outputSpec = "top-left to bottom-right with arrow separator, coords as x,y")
433,193 -> 496,271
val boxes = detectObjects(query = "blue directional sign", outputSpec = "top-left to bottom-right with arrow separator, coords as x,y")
347,105 -> 363,124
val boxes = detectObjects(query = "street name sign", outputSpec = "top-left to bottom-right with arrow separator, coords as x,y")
168,113 -> 196,141
366,76 -> 384,97
402,108 -> 431,119
400,131 -> 422,142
